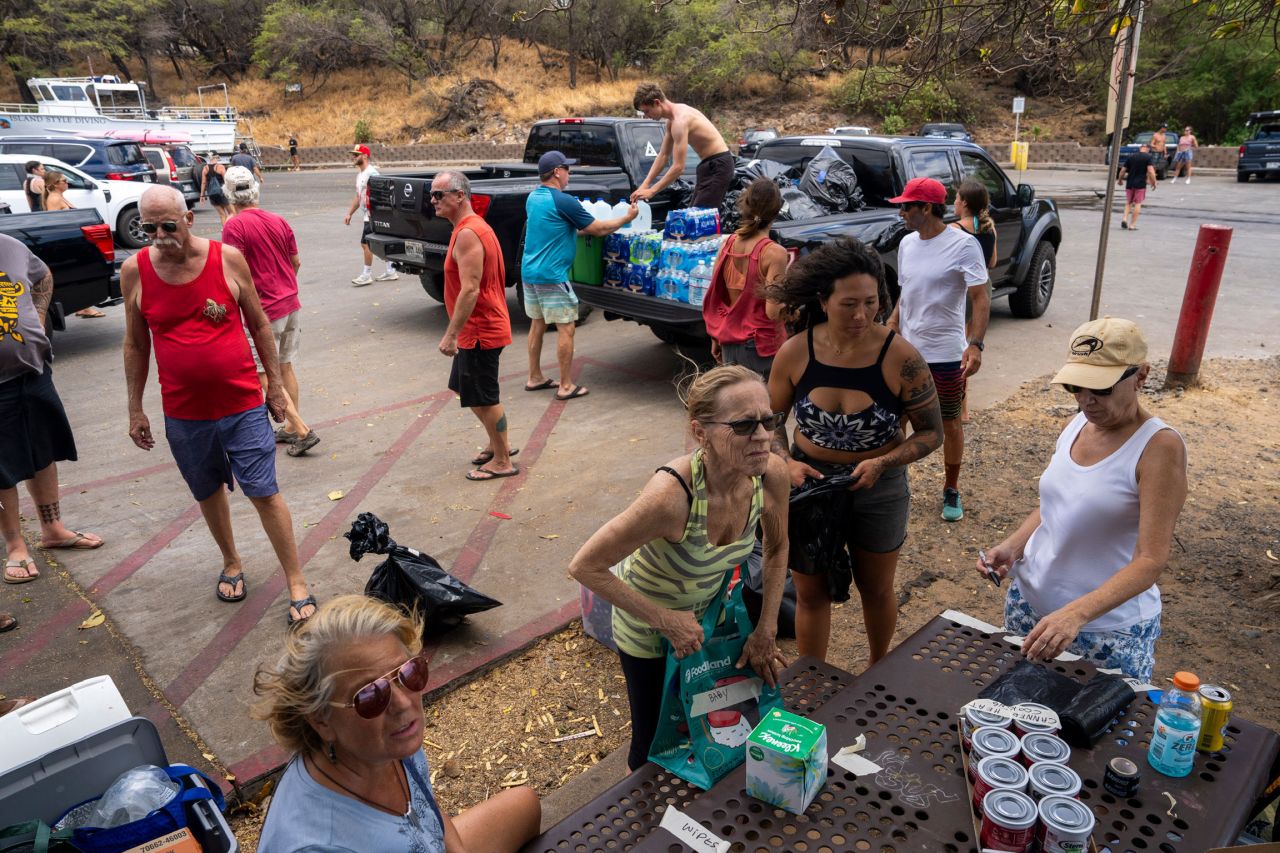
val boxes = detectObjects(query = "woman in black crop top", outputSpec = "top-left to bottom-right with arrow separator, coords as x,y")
765,237 -> 943,666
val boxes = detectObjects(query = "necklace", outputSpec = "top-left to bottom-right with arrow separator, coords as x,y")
823,330 -> 855,356
309,753 -> 412,819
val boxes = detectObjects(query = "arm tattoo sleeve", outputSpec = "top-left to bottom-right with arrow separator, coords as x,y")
30,272 -> 53,320
770,422 -> 791,459
873,357 -> 944,468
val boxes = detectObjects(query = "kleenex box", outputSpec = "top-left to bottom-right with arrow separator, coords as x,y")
745,709 -> 827,814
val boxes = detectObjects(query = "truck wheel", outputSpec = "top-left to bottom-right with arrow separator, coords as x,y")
117,205 -> 149,249
419,272 -> 445,303
1010,242 -> 1055,319
1237,172 -> 1249,183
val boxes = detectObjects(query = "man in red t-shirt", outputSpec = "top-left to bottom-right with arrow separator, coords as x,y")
432,171 -> 517,481
221,165 -> 319,457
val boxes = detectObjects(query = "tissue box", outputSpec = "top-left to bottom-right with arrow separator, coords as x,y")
745,709 -> 827,814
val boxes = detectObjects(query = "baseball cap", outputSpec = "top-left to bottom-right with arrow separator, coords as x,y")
1051,317 -> 1148,390
537,150 -> 578,174
888,177 -> 946,205
351,144 -> 371,157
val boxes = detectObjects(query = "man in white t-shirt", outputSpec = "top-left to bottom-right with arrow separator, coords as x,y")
886,177 -> 990,522
343,144 -> 398,287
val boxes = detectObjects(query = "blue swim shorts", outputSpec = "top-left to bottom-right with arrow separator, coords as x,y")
164,404 -> 278,501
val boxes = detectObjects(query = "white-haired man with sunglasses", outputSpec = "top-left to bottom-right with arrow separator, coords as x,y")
120,185 -> 318,626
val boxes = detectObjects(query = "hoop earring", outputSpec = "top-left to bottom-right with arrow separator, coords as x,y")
327,741 -> 338,763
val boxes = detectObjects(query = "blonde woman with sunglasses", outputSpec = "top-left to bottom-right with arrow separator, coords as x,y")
253,594 -> 540,852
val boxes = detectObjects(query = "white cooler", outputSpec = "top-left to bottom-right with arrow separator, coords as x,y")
0,675 -> 130,775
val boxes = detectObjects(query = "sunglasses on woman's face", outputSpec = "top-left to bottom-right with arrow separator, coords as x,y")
1062,365 -> 1139,396
140,221 -> 182,234
704,412 -> 787,437
332,651 -> 431,719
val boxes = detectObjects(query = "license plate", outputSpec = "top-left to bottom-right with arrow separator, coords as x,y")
1267,162 -> 1280,169
405,240 -> 426,260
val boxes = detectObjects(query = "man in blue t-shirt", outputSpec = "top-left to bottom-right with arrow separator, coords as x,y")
522,150 -> 636,401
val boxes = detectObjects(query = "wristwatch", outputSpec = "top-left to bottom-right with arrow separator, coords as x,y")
968,340 -> 985,352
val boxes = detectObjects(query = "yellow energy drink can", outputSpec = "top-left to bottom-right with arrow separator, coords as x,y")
1197,685 -> 1232,753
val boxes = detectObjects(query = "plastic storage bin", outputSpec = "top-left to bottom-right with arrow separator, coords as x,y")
0,716 -> 237,852
0,675 -> 130,775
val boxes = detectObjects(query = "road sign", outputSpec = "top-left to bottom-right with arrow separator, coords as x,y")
1012,97 -> 1026,115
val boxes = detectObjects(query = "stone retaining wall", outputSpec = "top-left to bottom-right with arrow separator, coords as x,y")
992,141 -> 1240,169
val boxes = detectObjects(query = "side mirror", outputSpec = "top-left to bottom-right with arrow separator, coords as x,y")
1016,184 -> 1035,207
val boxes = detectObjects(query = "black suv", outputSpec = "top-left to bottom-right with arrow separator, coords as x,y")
0,136 -> 155,182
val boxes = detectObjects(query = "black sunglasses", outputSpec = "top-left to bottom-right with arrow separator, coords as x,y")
330,650 -> 431,719
703,412 -> 787,436
1062,365 -> 1139,396
898,201 -> 928,211
140,221 -> 181,234
430,189 -> 459,201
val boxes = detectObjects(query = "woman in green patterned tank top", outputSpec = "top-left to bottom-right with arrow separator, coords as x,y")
570,365 -> 792,770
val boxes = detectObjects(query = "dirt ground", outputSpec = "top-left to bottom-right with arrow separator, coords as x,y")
228,356 -> 1279,847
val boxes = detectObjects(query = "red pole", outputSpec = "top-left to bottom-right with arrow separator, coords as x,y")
1166,224 -> 1232,387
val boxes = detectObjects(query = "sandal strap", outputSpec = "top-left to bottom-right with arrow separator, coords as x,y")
289,595 -> 317,610
218,571 -> 245,587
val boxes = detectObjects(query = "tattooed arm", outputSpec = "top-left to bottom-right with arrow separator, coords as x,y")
848,349 -> 944,490
30,272 -> 54,325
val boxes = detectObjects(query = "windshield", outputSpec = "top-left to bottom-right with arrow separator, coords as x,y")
1255,124 -> 1280,140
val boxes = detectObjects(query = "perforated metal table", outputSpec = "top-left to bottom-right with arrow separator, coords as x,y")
526,613 -> 1279,853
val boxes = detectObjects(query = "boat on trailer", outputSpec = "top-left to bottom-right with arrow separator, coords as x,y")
0,77 -> 239,153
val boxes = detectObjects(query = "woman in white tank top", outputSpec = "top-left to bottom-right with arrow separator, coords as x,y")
975,318 -> 1187,681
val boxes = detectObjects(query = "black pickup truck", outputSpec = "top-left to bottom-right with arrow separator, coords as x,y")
0,207 -> 117,330
365,117 -> 698,302
578,134 -> 1063,344
1237,110 -> 1280,182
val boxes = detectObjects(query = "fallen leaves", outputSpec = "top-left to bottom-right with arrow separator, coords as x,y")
327,490 -> 345,501
78,611 -> 105,630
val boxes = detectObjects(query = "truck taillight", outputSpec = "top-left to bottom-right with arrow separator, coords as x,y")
1239,146 -> 1245,158
558,118 -> 584,124
472,193 -> 492,218
105,172 -> 125,181
80,224 -> 115,263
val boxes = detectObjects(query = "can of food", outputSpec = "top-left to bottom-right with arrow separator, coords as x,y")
1036,794 -> 1096,852
980,789 -> 1038,852
1197,685 -> 1233,753
1028,761 -> 1082,802
970,726 -> 1022,782
974,756 -> 1029,815
1020,732 -> 1072,767
963,706 -> 1012,751
1103,756 -> 1140,798
1012,702 -> 1060,737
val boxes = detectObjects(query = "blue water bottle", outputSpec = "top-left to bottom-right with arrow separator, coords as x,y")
1147,671 -> 1202,777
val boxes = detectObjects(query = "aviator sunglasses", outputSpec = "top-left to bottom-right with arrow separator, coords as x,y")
140,220 -> 182,235
332,650 -> 431,718
1061,365 -> 1139,396
703,412 -> 787,436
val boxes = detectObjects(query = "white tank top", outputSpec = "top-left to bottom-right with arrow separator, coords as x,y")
1014,412 -> 1183,632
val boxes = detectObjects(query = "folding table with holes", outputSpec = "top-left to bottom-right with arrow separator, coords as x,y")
524,613 -> 1280,853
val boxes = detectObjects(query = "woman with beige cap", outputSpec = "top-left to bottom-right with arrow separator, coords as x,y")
974,317 -> 1187,680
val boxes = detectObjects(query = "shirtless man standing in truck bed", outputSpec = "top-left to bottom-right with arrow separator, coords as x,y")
630,82 -> 733,209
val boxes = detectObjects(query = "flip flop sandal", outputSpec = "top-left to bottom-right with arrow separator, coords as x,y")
216,571 -> 247,603
465,465 -> 520,481
554,386 -> 590,401
524,378 -> 557,391
41,531 -> 104,550
288,595 -> 318,626
0,614 -> 19,633
470,447 -> 519,466
3,559 -> 38,585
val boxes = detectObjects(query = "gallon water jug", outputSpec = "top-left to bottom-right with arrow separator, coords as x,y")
1147,671 -> 1202,777
634,200 -> 652,233
611,200 -> 633,231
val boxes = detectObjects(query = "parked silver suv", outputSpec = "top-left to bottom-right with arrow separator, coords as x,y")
142,144 -> 200,208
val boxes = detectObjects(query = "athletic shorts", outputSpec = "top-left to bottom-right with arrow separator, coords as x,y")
164,404 -> 278,501
448,345 -> 503,408
1125,188 -> 1147,204
248,311 -> 302,371
788,446 -> 910,602
360,220 -> 373,245
523,281 -> 579,325
929,361 -> 966,420
692,152 -> 735,209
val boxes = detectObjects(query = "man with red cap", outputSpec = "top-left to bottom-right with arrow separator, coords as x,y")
886,177 -> 990,522
343,144 -> 398,287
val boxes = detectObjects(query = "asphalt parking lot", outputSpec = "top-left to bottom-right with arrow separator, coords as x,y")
1,165 -> 1275,787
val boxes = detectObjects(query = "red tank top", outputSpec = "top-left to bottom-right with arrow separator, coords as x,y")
444,214 -> 512,349
137,240 -> 263,420
703,234 -> 785,356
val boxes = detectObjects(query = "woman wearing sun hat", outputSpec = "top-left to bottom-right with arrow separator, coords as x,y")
974,317 -> 1188,680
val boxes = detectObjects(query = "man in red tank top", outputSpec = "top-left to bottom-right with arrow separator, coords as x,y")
432,171 -> 518,481
120,186 -> 317,625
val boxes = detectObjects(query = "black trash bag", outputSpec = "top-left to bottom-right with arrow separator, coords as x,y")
978,659 -> 1081,713
736,158 -> 794,185
719,189 -> 744,233
776,187 -> 825,222
797,146 -> 864,213
738,540 -> 796,640
786,478 -> 854,603
1059,674 -> 1136,748
346,512 -> 502,637
666,177 -> 696,210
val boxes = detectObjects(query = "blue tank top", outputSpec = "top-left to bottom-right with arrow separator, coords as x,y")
792,326 -> 902,453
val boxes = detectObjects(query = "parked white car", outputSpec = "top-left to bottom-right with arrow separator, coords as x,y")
0,153 -> 149,248
827,126 -> 872,136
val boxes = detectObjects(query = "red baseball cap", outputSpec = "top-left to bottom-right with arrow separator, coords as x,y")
350,144 -> 371,157
888,177 -> 947,205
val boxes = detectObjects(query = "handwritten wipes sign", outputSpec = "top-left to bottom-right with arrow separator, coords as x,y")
962,698 -> 1062,731
659,805 -> 729,853
689,677 -> 761,718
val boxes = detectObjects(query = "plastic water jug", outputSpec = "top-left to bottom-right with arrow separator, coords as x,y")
634,200 -> 652,233
611,200 -> 632,231
1147,671 -> 1202,777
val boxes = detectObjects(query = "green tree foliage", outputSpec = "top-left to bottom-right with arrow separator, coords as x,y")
831,67 -> 964,126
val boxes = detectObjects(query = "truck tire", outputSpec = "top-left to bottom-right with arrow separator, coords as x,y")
1009,241 -> 1055,319
117,205 -> 149,249
1237,171 -> 1249,183
420,271 -> 445,303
